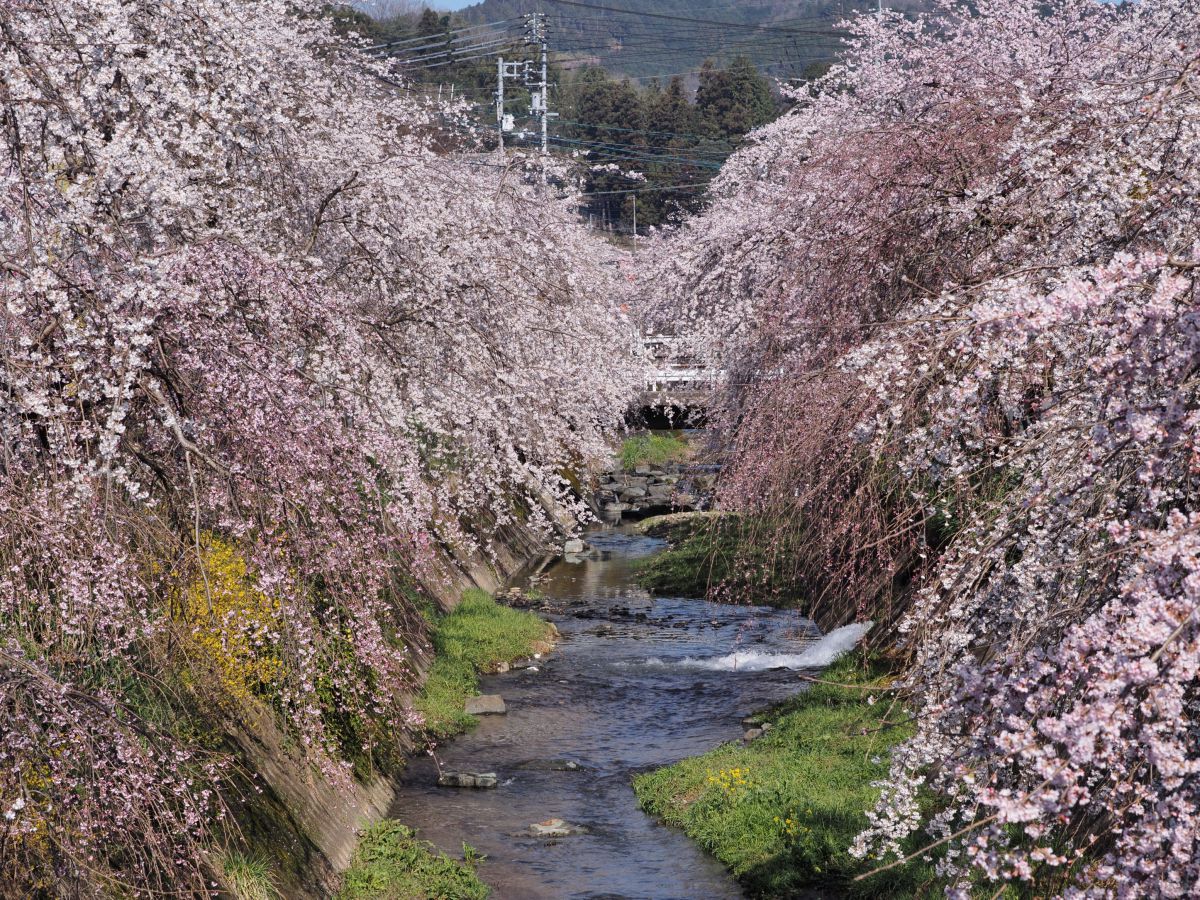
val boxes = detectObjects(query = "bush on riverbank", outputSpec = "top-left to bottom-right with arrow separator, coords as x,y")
635,514 -> 811,608
633,654 -> 931,898
618,433 -> 690,471
338,820 -> 488,900
417,590 -> 554,740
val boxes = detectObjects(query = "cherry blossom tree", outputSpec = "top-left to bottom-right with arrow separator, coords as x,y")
1,0 -> 631,891
642,0 -> 1200,893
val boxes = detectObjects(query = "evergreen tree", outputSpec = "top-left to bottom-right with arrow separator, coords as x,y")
696,56 -> 776,138
574,69 -> 645,139
644,76 -> 697,147
416,7 -> 448,37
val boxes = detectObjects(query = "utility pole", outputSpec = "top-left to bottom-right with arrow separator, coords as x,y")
538,15 -> 549,157
525,12 -> 556,180
496,56 -> 505,152
495,58 -> 525,154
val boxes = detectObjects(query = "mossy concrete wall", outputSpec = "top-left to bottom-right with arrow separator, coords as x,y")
235,489 -> 572,897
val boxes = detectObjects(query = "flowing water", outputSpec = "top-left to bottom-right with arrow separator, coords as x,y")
389,527 -> 859,900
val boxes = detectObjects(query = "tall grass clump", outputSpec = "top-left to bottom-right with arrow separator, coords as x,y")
338,820 -> 488,900
221,851 -> 280,900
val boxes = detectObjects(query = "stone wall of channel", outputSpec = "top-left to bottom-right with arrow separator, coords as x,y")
595,461 -> 718,522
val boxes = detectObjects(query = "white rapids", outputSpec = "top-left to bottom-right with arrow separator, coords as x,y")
648,622 -> 873,672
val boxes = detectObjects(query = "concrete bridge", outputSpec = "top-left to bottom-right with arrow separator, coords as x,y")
632,333 -> 717,426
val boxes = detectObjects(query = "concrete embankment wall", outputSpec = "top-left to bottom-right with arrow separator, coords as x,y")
233,491 -> 573,898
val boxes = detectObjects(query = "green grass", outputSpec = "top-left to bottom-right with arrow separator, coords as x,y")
338,820 -> 488,900
633,655 -> 937,898
221,851 -> 279,900
634,514 -> 809,607
618,432 -> 690,471
340,591 -> 543,899
416,589 -> 553,740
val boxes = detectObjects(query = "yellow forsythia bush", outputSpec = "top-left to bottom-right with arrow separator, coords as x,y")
179,537 -> 284,705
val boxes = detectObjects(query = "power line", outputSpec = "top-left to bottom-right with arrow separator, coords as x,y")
407,45 -> 529,70
550,29 -> 840,56
547,137 -> 725,170
545,16 -> 845,44
364,19 -> 518,52
392,36 -> 523,67
584,181 -> 711,195
559,66 -> 744,83
551,132 -> 730,160
550,38 -> 842,78
372,31 -> 515,60
538,0 -> 850,38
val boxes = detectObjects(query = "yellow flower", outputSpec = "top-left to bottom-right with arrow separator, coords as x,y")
176,536 -> 285,705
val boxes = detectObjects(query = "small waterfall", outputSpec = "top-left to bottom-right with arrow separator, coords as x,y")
658,622 -> 872,672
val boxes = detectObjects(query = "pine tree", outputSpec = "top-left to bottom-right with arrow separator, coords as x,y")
696,56 -> 776,139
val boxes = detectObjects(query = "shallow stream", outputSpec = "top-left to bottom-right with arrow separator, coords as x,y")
389,527 -> 856,899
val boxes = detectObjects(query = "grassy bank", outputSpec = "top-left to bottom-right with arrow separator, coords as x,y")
619,432 -> 690,471
634,513 -> 811,607
338,820 -> 488,900
416,588 -> 555,740
633,654 -> 933,898
337,590 -> 552,899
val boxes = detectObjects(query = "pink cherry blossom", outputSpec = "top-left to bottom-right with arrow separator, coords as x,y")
640,0 -> 1200,893
1,0 -> 631,890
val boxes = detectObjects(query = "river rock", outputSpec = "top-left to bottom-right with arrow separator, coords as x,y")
465,695 -> 506,715
529,818 -> 588,837
514,759 -> 583,772
438,772 -> 498,789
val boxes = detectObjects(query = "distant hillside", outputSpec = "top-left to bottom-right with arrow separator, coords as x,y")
456,0 -> 931,80
336,0 -> 935,239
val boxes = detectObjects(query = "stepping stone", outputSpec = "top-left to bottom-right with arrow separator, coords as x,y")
529,818 -> 588,837
465,694 -> 507,715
